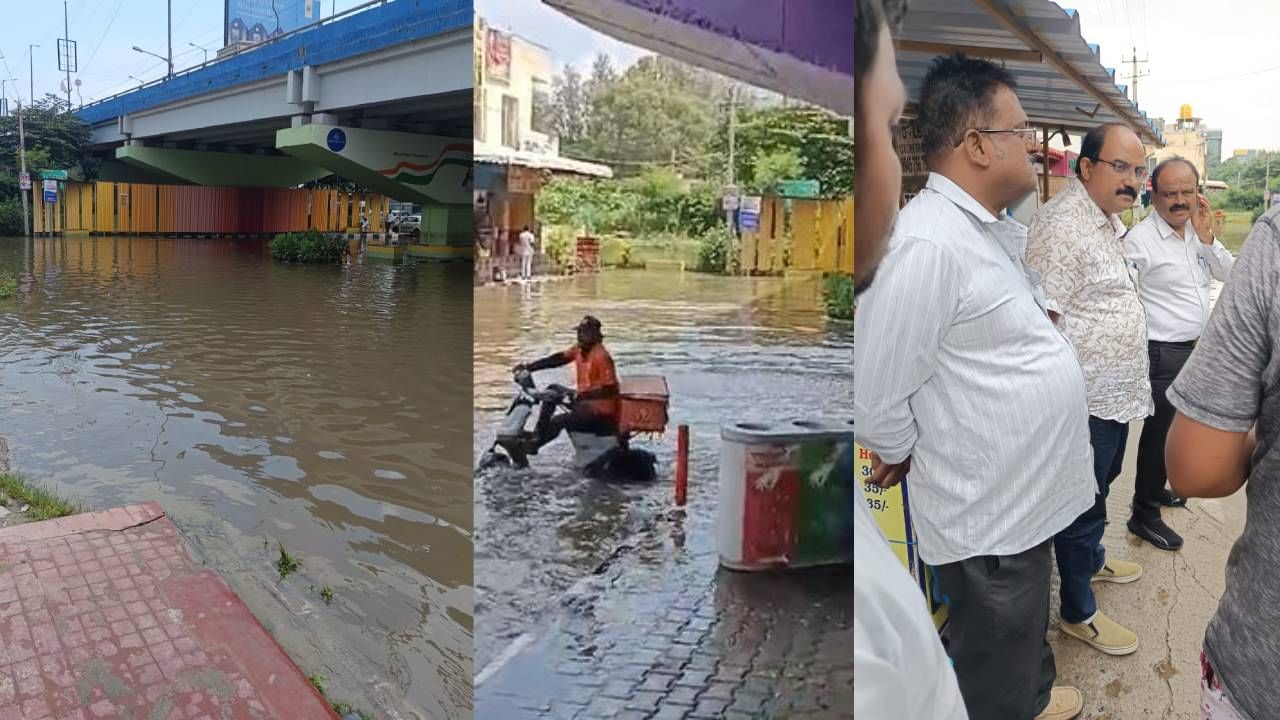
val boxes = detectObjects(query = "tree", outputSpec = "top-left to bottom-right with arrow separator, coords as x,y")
587,54 -> 617,103
0,97 -> 97,202
550,64 -> 588,148
1209,153 -> 1278,210
582,56 -> 718,175
716,106 -> 853,198
751,149 -> 804,193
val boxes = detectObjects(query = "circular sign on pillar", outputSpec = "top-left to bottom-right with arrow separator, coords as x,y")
326,128 -> 347,153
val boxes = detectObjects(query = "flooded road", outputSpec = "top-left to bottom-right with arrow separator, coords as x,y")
473,270 -> 853,671
0,236 -> 472,719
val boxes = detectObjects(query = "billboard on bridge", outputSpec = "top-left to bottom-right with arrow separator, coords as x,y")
225,0 -> 321,46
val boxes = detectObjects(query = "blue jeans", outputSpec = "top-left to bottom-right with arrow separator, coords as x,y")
1054,416 -> 1128,624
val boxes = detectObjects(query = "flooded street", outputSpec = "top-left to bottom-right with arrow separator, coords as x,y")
0,236 -> 472,719
473,270 -> 853,673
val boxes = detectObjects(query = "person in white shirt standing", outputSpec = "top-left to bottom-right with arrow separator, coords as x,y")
853,2 -> 968,719
1124,157 -> 1234,546
518,226 -> 536,280
1026,123 -> 1149,659
855,52 -> 1094,720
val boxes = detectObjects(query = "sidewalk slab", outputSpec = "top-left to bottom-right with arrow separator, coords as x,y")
0,502 -> 338,720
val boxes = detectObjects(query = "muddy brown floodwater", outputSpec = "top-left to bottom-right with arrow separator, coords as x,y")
473,271 -> 853,672
0,236 -> 472,719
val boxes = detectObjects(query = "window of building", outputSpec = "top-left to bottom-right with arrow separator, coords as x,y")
502,95 -> 520,149
531,78 -> 552,137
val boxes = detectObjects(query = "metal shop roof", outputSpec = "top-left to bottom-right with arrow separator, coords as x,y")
475,144 -> 615,178
895,0 -> 1163,146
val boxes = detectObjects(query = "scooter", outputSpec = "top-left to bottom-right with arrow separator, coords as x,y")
478,369 -> 659,481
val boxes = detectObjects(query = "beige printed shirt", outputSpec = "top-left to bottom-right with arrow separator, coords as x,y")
1027,179 -> 1152,422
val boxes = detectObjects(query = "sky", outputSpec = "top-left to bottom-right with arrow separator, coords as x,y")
475,0 -> 645,75
0,0 -> 369,108
1071,0 -> 1280,160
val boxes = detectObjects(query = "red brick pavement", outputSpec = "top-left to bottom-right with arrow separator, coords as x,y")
0,502 -> 338,720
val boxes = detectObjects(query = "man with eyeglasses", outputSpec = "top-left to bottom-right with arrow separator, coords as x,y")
1026,123 -> 1151,659
855,52 -> 1093,720
1123,157 -> 1233,551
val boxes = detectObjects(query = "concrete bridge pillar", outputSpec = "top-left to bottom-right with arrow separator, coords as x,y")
275,123 -> 472,246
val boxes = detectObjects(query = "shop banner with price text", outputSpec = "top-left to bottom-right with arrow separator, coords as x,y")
856,441 -> 948,631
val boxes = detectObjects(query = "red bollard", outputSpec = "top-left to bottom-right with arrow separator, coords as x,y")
675,424 -> 689,506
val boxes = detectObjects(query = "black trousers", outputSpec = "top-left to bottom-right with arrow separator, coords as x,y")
534,402 -> 616,448
934,539 -> 1055,719
1133,339 -> 1195,524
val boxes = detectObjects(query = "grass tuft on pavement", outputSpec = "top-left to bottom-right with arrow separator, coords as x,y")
0,473 -> 85,520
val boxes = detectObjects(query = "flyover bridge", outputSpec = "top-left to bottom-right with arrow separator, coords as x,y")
74,0 -> 472,246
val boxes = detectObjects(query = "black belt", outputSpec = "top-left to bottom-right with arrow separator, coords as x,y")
1150,339 -> 1197,349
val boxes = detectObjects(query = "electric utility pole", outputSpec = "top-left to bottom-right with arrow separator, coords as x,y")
1266,153 -> 1272,210
17,97 -> 29,236
28,44 -> 38,109
727,84 -> 737,186
1121,46 -> 1150,104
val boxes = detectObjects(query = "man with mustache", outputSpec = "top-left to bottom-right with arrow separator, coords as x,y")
1123,158 -> 1233,549
1026,123 -> 1151,657
855,52 -> 1093,720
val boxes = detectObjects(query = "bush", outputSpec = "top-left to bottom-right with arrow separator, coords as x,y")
824,274 -> 855,320
538,174 -> 723,238
270,229 -> 348,263
695,225 -> 737,274
0,271 -> 16,299
543,225 -> 575,268
0,198 -> 23,236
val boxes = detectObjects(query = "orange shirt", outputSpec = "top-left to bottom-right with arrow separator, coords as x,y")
564,343 -> 619,417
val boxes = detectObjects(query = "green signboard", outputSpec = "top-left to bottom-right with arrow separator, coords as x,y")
777,179 -> 820,198
40,169 -> 68,180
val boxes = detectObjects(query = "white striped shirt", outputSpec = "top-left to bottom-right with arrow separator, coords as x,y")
853,173 -> 1096,565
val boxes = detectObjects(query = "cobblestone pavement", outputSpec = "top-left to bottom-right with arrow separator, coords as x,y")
0,502 -> 336,720
477,509 -> 853,719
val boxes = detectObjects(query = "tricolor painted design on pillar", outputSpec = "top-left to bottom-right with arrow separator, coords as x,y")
377,143 -> 474,187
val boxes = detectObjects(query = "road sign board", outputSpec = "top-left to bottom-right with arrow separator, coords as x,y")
18,172 -> 30,190
43,180 -> 57,204
777,179 -> 820,198
40,170 -> 68,180
739,195 -> 762,231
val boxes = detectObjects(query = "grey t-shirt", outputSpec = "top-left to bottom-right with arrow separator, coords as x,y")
1168,205 -> 1280,717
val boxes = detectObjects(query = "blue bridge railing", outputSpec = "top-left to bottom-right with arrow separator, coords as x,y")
77,0 -> 469,125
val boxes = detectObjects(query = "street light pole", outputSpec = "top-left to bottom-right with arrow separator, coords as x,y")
63,1 -> 72,111
188,42 -> 208,64
132,46 -> 172,78
167,0 -> 172,79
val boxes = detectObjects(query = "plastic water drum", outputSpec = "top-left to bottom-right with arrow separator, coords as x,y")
717,419 -> 856,570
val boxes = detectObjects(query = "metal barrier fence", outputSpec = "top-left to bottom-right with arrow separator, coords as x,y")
33,181 -> 389,236
740,196 -> 854,275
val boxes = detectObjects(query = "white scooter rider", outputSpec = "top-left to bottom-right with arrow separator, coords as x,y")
513,315 -> 620,452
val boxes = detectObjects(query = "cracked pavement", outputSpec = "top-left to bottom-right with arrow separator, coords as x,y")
1047,419 -> 1244,719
